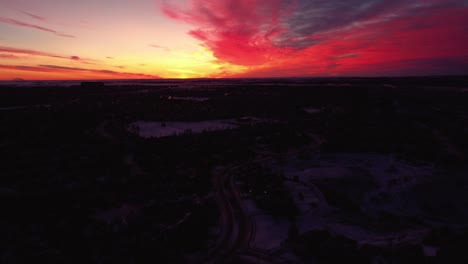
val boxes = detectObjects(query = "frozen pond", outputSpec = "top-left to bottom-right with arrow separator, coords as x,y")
129,119 -> 238,138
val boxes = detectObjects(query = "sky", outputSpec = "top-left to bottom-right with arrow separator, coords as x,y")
0,0 -> 467,80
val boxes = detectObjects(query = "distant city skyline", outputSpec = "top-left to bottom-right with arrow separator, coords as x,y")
0,0 -> 467,80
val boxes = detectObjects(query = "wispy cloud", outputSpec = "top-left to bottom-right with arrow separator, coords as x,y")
0,46 -> 97,64
0,64 -> 160,79
0,64 -> 58,73
39,65 -> 159,78
0,17 -> 74,38
18,10 -> 47,21
149,44 -> 170,51
0,46 -> 67,59
0,53 -> 21,59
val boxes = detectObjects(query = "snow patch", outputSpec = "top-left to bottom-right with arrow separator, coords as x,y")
129,120 -> 238,138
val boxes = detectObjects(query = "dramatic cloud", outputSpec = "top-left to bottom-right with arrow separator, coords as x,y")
161,0 -> 468,76
274,0 -> 411,48
0,17 -> 74,38
161,0 -> 295,65
70,56 -> 80,60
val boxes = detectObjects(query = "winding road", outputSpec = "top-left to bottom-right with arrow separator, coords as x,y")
203,166 -> 252,263
204,165 -> 293,264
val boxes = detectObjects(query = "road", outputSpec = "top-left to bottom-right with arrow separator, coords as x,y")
204,164 -> 293,264
202,166 -> 252,263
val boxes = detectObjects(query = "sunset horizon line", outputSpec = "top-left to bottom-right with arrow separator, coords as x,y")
2,75 -> 467,83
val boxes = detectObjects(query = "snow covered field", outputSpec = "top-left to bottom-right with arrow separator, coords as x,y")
129,117 -> 271,138
128,120 -> 238,138
242,153 -> 436,250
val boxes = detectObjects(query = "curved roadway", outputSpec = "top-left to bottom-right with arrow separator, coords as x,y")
204,165 -> 292,264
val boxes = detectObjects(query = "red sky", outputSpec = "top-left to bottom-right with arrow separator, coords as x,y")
0,0 -> 467,80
